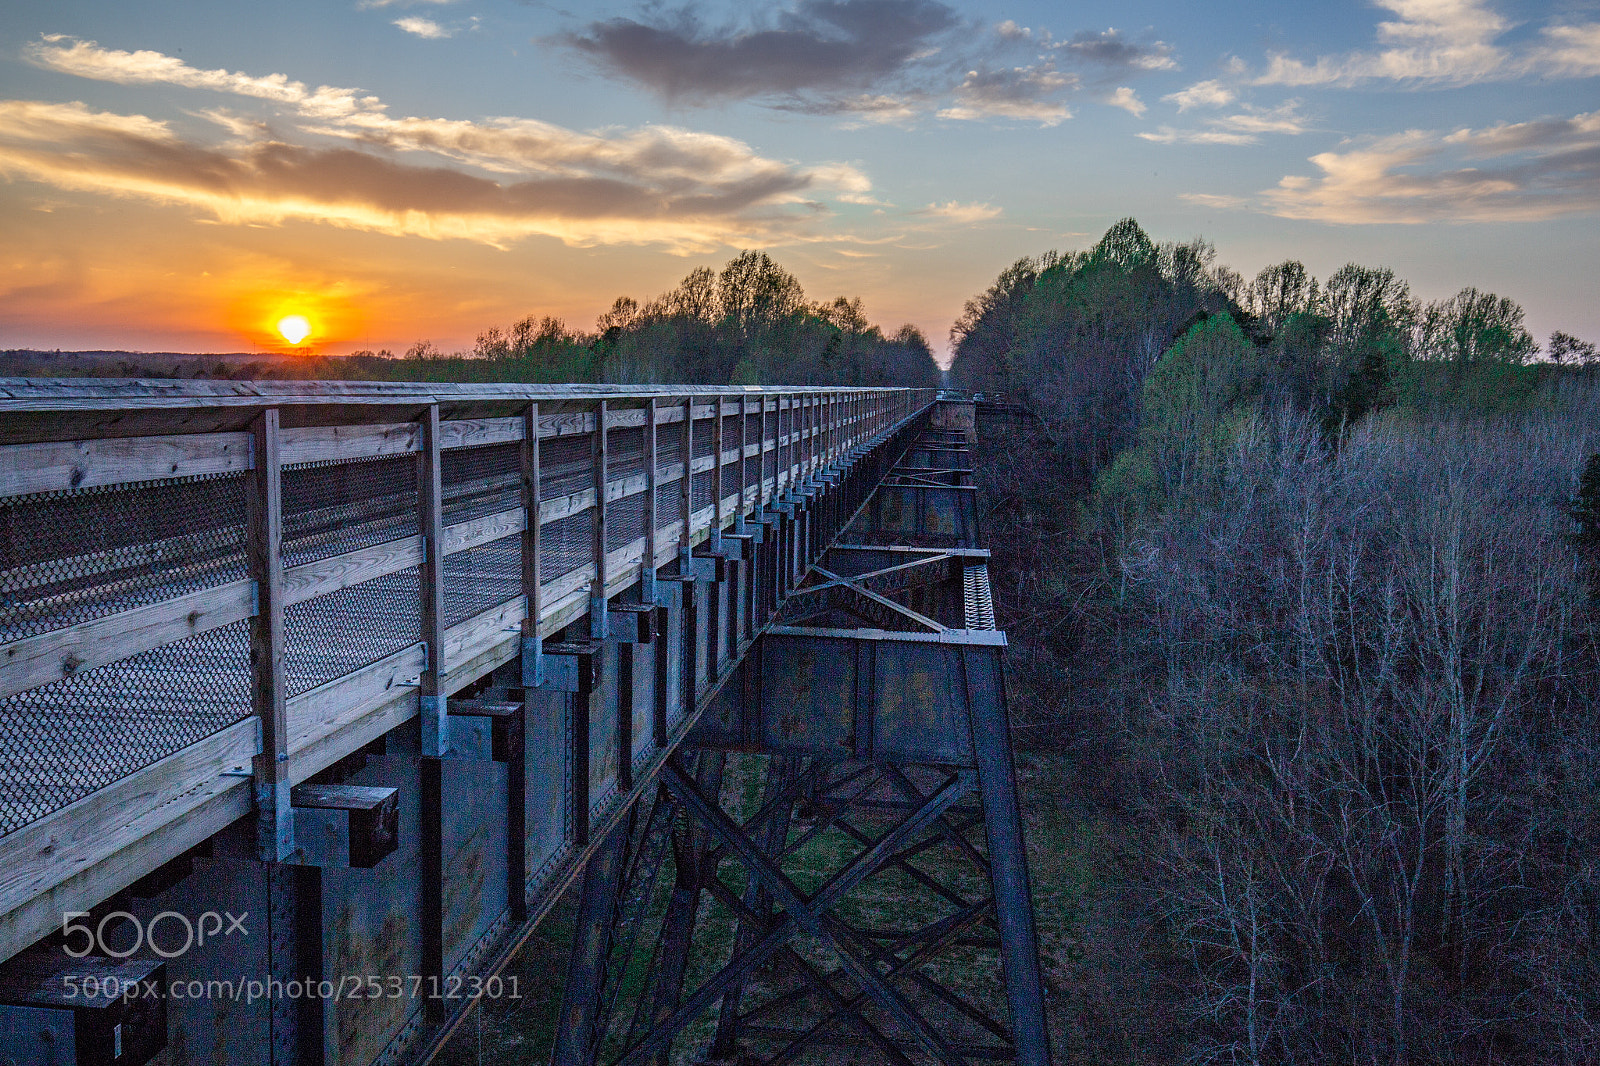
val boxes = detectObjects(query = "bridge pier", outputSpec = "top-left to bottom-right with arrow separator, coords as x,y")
546,416 -> 1051,1066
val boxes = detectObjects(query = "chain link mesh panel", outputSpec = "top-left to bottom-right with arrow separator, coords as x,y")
692,416 -> 713,464
743,416 -> 763,493
0,619 -> 251,834
541,510 -> 593,584
443,534 -> 521,630
539,434 -> 593,499
657,426 -> 685,474
283,570 -> 420,696
442,441 -> 521,527
654,428 -> 684,537
691,471 -> 713,515
608,425 -> 646,483
606,491 -> 647,554
0,474 -> 246,643
282,455 -> 418,569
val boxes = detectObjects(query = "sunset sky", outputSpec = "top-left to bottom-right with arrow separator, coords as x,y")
1,0 -> 1596,360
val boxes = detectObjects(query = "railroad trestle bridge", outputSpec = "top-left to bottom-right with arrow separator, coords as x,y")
0,382 -> 1047,1066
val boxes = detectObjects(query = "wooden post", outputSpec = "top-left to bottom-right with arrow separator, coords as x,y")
521,402 -> 542,687
591,400 -> 608,639
419,404 -> 448,757
643,397 -> 659,600
779,395 -> 790,496
247,408 -> 293,862
807,392 -> 817,480
736,393 -> 749,531
711,393 -> 725,548
761,396 -> 772,506
680,396 -> 693,555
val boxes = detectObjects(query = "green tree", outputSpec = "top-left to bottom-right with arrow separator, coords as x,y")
1417,287 -> 1537,368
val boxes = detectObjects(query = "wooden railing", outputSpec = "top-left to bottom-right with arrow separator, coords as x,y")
0,380 -> 934,962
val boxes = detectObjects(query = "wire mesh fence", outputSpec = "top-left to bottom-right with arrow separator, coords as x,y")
283,454 -> 418,569
0,391 -> 925,838
542,510 -> 593,585
607,491 -> 647,555
0,473 -> 247,643
609,426 -> 646,482
539,434 -> 593,499
443,441 -> 521,527
443,534 -> 522,630
284,570 -> 421,696
0,618 -> 251,833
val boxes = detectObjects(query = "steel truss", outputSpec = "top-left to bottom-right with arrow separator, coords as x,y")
553,748 -> 1047,1066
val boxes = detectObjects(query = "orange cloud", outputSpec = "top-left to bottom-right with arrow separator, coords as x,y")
0,100 -> 865,252
10,38 -> 877,253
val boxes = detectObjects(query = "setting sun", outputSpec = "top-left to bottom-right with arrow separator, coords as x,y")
277,315 -> 311,345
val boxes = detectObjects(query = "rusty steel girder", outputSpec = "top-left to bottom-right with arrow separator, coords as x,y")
550,419 -> 1050,1066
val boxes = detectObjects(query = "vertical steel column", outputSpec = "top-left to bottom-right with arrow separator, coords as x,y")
247,407 -> 293,862
570,648 -> 594,847
419,403 -> 448,756
964,650 -> 1051,1066
421,754 -> 445,1021
267,863 -> 323,1066
617,651 -> 634,801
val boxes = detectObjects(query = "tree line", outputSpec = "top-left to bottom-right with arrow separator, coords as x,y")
952,218 -> 1596,483
959,219 -> 1600,1063
343,249 -> 939,388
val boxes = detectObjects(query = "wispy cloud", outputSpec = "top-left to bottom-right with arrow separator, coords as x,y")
1217,101 -> 1308,135
1164,79 -> 1234,111
1060,28 -> 1176,72
915,200 -> 1002,223
1260,110 -> 1600,223
1254,0 -> 1600,87
29,36 -> 382,119
768,91 -> 929,125
937,64 -> 1075,126
9,38 -> 878,251
394,17 -> 451,39
1106,86 -> 1146,117
357,0 -> 459,8
1139,127 -> 1258,146
1140,101 -> 1307,145
1179,192 -> 1250,210
1528,22 -> 1600,77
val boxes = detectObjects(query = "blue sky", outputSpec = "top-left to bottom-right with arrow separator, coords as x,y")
0,0 -> 1595,358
